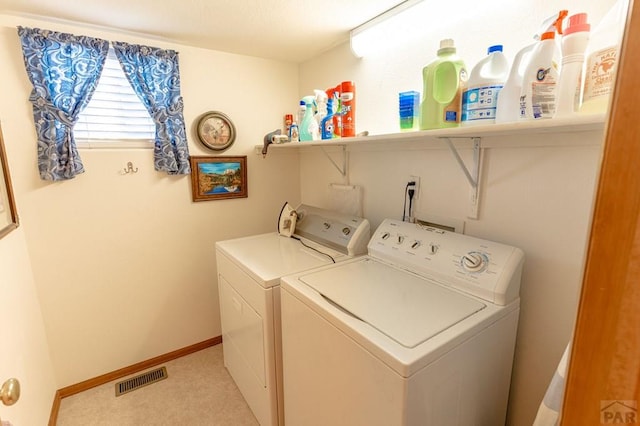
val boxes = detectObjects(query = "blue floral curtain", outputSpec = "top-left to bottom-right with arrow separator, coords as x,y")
18,27 -> 109,181
112,42 -> 190,175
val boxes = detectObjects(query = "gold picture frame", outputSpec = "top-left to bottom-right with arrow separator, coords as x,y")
189,156 -> 247,202
0,124 -> 18,239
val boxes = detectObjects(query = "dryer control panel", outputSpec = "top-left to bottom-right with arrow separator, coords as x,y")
368,219 -> 524,305
294,204 -> 370,257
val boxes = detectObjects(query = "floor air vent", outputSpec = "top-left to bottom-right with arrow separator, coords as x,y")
115,366 -> 168,397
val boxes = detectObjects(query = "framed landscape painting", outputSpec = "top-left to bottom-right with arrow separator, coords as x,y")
190,156 -> 248,202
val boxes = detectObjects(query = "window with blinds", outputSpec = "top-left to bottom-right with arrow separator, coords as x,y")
75,47 -> 155,145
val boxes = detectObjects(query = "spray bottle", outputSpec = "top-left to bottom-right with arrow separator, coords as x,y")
496,11 -> 567,123
299,95 -> 318,141
519,10 -> 567,120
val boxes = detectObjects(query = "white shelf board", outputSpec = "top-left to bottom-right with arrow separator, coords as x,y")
258,113 -> 607,154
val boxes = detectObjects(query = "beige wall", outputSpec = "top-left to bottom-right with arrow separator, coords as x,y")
0,228 -> 57,425
296,1 -> 615,425
0,13 -> 301,395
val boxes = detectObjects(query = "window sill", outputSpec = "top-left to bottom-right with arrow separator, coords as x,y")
77,140 -> 154,150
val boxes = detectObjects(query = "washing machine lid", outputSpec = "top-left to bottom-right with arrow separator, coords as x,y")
298,258 -> 486,348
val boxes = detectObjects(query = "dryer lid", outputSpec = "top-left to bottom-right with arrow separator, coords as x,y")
298,258 -> 486,348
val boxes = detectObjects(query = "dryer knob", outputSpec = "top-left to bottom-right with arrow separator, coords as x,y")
381,232 -> 391,240
397,235 -> 405,244
342,227 -> 351,236
411,240 -> 421,249
428,243 -> 438,255
323,222 -> 331,229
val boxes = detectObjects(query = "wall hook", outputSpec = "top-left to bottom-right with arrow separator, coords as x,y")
123,162 -> 138,174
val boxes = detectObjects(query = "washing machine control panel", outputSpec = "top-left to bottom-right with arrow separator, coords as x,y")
368,219 -> 524,305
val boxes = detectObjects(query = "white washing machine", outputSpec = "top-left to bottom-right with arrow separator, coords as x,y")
215,205 -> 370,426
280,218 -> 525,426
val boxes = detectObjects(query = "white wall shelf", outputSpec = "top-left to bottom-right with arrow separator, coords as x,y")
257,113 -> 607,219
256,113 -> 607,155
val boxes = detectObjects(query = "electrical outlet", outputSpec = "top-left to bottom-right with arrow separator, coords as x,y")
409,175 -> 420,199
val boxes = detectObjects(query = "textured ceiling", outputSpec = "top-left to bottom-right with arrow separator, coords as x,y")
0,0 -> 403,62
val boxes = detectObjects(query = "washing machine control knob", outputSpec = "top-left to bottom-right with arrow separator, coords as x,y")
397,235 -> 405,244
461,252 -> 487,272
323,222 -> 331,230
342,227 -> 351,236
411,240 -> 421,249
381,232 -> 391,240
428,243 -> 439,255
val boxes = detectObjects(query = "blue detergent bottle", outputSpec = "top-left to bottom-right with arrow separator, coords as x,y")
321,98 -> 335,140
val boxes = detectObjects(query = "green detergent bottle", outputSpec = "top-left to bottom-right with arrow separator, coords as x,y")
420,39 -> 468,130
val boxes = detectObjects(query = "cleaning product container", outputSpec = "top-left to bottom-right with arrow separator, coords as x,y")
314,89 -> 328,130
581,0 -> 629,113
495,43 -> 535,123
496,11 -> 567,123
519,31 -> 561,120
341,81 -> 356,137
461,45 -> 509,125
420,39 -> 467,130
299,95 -> 318,141
321,98 -> 335,140
555,13 -> 591,117
399,91 -> 420,131
327,85 -> 342,138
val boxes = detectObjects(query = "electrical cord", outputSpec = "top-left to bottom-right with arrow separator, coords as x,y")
408,186 -> 415,221
277,201 -> 335,263
402,181 -> 416,222
292,236 -> 336,263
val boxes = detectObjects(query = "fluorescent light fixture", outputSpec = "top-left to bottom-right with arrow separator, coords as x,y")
350,0 -> 425,58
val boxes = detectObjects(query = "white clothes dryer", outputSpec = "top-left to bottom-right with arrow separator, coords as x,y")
280,218 -> 524,426
215,205 -> 370,426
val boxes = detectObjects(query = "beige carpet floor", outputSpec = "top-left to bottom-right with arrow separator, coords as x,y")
56,344 -> 258,426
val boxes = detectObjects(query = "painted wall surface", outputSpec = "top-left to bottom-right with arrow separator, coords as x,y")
297,1 -> 616,425
0,14 -> 301,388
0,228 -> 57,425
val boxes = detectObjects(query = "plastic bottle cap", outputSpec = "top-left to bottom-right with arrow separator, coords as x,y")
564,13 -> 591,35
540,31 -> 556,41
440,39 -> 455,49
438,38 -> 456,55
488,45 -> 503,54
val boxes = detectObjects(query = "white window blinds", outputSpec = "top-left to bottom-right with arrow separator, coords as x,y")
75,47 -> 155,141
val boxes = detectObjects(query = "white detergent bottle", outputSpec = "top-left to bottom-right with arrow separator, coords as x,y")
314,89 -> 328,131
495,43 -> 535,123
555,13 -> 591,117
580,0 -> 629,114
520,31 -> 561,120
461,45 -> 509,126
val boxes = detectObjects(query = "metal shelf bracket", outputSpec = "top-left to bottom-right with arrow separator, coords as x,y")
319,145 -> 347,177
441,137 -> 483,219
